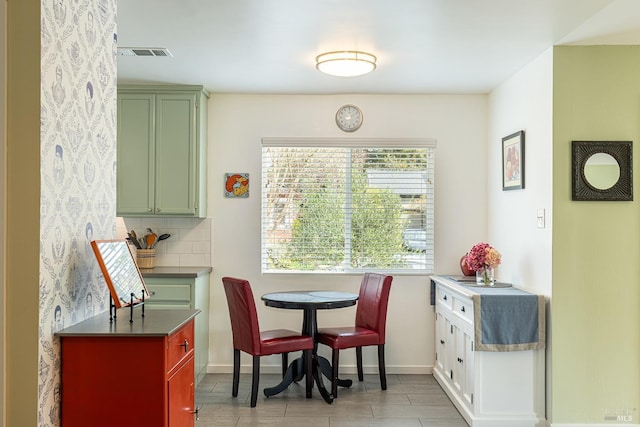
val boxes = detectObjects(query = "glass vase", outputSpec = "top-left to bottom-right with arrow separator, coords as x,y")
476,266 -> 495,286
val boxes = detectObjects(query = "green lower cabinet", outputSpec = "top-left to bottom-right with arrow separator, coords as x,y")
144,273 -> 210,385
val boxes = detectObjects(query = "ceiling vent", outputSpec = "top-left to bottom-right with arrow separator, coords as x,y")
117,47 -> 173,57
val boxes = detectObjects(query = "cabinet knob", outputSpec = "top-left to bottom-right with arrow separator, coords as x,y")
180,339 -> 189,352
440,340 -> 445,344
156,208 -> 161,213
147,208 -> 153,212
443,295 -> 447,301
150,291 -> 156,296
461,306 -> 466,313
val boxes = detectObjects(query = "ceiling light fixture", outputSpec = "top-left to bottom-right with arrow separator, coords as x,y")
315,51 -> 377,77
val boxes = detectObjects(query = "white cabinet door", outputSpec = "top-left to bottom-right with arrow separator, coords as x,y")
452,323 -> 464,394
460,327 -> 474,409
435,310 -> 447,374
443,313 -> 454,382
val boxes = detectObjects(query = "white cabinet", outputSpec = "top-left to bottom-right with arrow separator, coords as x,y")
434,282 -> 475,414
431,275 -> 546,427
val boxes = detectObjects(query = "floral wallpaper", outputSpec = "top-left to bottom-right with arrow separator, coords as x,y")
39,0 -> 117,424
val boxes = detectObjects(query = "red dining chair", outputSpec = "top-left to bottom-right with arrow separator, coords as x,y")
222,277 -> 314,407
316,272 -> 393,398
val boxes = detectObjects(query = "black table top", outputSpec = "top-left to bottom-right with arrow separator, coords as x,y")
262,290 -> 358,310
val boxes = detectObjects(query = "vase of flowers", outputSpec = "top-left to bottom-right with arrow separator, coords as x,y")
465,242 -> 501,286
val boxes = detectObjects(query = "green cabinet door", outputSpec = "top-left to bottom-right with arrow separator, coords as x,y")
117,94 -> 155,215
155,93 -> 197,215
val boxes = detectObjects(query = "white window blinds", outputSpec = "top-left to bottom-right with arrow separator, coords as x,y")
261,138 -> 435,273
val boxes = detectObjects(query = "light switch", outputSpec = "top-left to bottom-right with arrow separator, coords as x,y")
536,209 -> 545,229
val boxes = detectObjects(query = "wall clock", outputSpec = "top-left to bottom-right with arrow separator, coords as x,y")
335,104 -> 363,132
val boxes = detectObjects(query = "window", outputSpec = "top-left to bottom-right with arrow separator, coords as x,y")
261,138 -> 435,273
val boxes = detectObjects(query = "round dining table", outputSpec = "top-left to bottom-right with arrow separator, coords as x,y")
261,290 -> 358,404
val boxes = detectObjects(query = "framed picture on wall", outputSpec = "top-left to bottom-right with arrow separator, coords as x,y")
502,130 -> 525,190
224,173 -> 249,198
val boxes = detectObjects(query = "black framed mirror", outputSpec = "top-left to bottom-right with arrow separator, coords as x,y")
572,141 -> 632,201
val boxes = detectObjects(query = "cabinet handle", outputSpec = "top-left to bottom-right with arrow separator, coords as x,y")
180,339 -> 189,352
193,407 -> 199,420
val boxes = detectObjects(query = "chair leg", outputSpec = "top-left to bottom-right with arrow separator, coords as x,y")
281,352 -> 288,378
378,344 -> 387,390
232,348 -> 240,397
331,348 -> 340,398
356,347 -> 364,382
304,349 -> 313,398
251,355 -> 260,407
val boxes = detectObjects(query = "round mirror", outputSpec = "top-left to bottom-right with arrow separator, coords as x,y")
584,152 -> 620,190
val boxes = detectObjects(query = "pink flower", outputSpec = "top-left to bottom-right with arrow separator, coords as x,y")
465,242 -> 501,271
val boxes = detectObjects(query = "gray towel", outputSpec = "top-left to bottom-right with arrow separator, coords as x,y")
471,287 -> 546,351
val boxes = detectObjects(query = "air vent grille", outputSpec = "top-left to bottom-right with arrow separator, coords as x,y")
117,47 -> 173,57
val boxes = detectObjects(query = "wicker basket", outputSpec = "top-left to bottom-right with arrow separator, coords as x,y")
136,249 -> 156,269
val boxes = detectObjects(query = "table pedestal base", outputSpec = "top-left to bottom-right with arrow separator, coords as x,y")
264,354 -> 352,404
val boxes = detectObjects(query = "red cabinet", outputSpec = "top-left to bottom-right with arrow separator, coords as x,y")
56,309 -> 199,427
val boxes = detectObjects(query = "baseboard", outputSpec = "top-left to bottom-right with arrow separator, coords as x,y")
552,425 -> 639,427
208,363 -> 433,375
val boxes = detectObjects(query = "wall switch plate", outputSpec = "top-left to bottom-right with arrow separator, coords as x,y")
537,209 -> 545,228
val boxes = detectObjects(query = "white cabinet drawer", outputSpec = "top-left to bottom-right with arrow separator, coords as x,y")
437,287 -> 453,310
452,296 -> 473,324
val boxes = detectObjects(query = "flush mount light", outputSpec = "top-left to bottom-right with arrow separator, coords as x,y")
315,51 -> 377,77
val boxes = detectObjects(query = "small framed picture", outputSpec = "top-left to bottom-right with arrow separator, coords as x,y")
502,131 -> 525,190
224,173 -> 249,198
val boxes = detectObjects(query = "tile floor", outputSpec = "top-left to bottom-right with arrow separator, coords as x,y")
195,373 -> 467,427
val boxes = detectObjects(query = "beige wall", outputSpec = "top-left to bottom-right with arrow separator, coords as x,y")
6,0 -> 40,425
207,94 -> 488,373
552,45 -> 640,423
0,0 -> 6,425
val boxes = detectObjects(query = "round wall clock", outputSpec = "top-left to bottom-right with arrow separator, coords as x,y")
335,104 -> 363,132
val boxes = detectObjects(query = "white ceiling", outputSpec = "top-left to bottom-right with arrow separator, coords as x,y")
116,0 -> 640,95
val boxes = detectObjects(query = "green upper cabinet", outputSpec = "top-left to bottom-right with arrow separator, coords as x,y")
117,85 -> 208,217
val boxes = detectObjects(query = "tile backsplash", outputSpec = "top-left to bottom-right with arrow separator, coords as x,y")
117,217 -> 212,267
